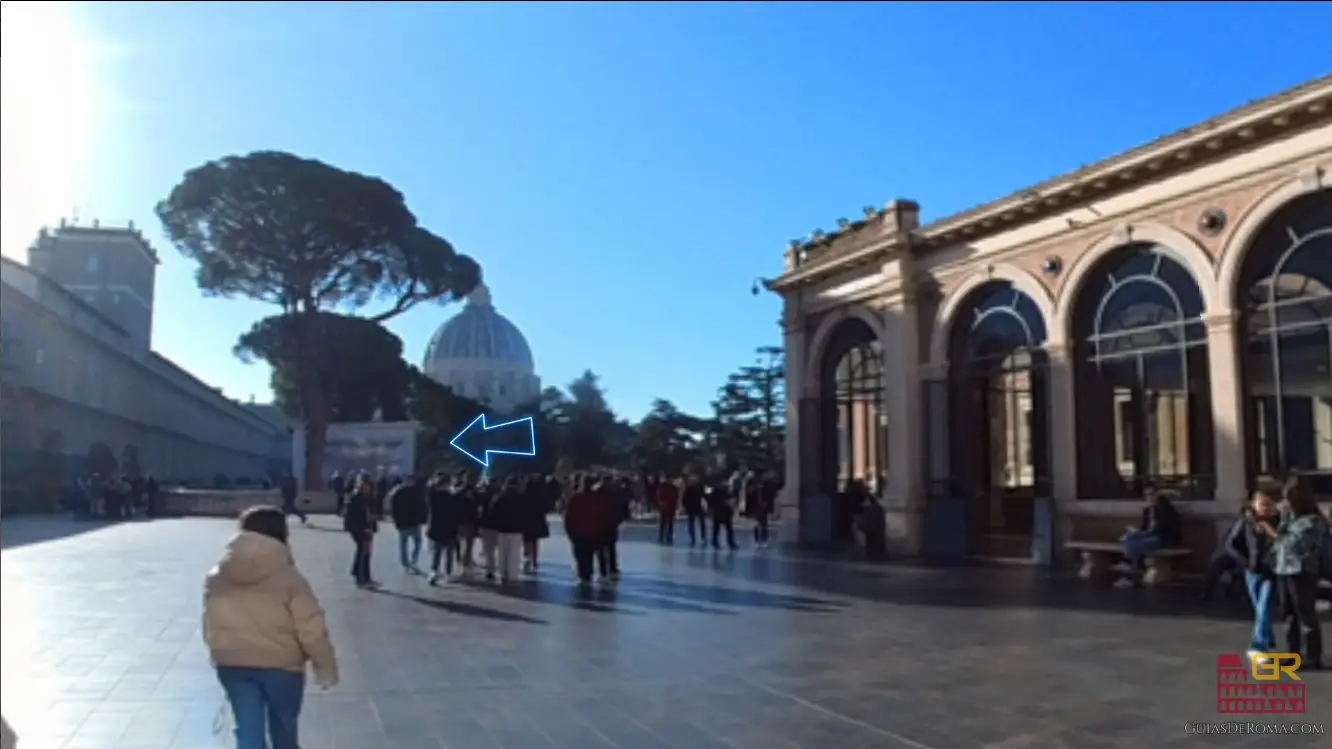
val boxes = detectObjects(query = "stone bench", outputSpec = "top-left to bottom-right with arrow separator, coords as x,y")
1065,540 -> 1192,586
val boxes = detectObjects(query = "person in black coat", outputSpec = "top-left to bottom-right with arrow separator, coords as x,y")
1224,487 -> 1281,653
706,475 -> 739,550
453,472 -> 480,569
388,475 -> 428,573
280,471 -> 308,525
475,479 -> 500,580
488,477 -> 525,583
520,476 -> 551,572
344,476 -> 379,588
751,473 -> 779,548
425,472 -> 463,584
598,477 -> 631,579
374,471 -> 391,518
330,471 -> 346,516
681,476 -> 707,546
143,474 -> 160,518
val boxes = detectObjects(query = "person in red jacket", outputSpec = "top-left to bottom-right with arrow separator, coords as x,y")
655,476 -> 680,545
563,474 -> 609,585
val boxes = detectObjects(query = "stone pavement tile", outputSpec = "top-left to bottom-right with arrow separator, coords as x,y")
5,516 -> 1331,748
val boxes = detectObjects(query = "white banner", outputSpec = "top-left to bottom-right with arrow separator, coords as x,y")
294,421 -> 418,482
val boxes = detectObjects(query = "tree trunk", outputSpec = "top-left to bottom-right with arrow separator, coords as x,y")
303,389 -> 329,491
297,309 -> 329,490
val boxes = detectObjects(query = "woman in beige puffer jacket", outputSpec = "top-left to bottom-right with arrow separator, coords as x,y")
204,506 -> 337,749
1,715 -> 16,749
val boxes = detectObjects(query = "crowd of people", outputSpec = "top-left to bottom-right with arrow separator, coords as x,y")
1115,478 -> 1330,670
69,472 -> 161,519
1221,476 -> 1329,670
190,468 -> 1331,749
649,471 -> 782,549
325,468 -> 785,589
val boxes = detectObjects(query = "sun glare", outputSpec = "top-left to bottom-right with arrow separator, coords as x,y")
0,2 -> 107,259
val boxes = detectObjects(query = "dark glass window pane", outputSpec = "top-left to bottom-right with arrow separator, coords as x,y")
947,281 -> 1052,500
1074,244 -> 1214,499
1238,188 -> 1332,496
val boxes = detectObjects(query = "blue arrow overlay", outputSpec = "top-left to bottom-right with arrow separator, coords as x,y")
448,414 -> 537,467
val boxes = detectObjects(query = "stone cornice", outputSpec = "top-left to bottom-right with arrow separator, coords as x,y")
917,81 -> 1332,249
767,240 -> 903,292
767,74 -> 1331,293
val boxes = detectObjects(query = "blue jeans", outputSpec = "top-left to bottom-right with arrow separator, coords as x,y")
1245,571 -> 1277,651
398,525 -> 423,568
216,666 -> 304,749
1122,530 -> 1165,565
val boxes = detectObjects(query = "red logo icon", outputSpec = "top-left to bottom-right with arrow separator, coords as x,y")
1216,654 -> 1305,714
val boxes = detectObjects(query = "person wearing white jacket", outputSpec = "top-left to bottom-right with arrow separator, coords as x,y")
1,715 -> 16,749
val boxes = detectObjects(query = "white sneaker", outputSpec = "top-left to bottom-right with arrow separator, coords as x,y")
1247,649 -> 1272,664
1112,577 -> 1135,589
1112,562 -> 1133,574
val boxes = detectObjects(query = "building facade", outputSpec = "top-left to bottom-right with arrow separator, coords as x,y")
422,284 -> 540,413
1,222 -> 291,511
768,75 -> 1331,564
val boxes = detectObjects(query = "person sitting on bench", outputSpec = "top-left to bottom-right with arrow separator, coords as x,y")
1114,485 -> 1182,588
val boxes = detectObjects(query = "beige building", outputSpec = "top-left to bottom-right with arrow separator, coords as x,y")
1,222 -> 291,511
767,74 -> 1331,564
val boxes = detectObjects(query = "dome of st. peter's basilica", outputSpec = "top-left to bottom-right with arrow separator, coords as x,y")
422,284 -> 540,413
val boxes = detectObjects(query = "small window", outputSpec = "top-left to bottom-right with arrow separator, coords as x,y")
87,254 -> 100,273
35,349 -> 45,365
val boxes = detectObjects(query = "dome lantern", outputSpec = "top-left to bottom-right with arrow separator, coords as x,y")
467,284 -> 493,308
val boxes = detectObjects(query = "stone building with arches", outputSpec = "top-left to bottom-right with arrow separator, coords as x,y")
766,74 -> 1331,565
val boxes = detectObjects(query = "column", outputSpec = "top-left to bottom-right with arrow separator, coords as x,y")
881,293 -> 924,553
1045,341 -> 1077,502
778,304 -> 805,544
1206,312 -> 1247,507
1039,340 -> 1077,566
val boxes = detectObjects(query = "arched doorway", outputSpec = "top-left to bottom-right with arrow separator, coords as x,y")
819,317 -> 886,543
1236,188 -> 1332,495
947,281 -> 1050,558
1072,244 -> 1215,499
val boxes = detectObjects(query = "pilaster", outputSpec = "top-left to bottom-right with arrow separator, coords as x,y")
881,260 -> 925,553
882,298 -> 922,507
1045,340 -> 1078,503
779,300 -> 805,544
1205,312 -> 1247,507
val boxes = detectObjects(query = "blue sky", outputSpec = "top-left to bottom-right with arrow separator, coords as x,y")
2,2 -> 1328,420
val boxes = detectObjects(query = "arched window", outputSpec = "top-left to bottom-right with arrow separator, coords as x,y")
947,282 -> 1050,554
1073,244 -> 1215,499
1238,189 -> 1332,495
819,319 -> 886,498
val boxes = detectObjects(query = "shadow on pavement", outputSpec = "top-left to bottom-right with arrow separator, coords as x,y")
453,574 -> 736,616
371,588 -> 550,625
667,548 -> 1259,622
0,515 -> 123,550
618,575 -> 845,613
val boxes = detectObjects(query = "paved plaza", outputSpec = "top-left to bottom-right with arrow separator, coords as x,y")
2,515 -> 1327,748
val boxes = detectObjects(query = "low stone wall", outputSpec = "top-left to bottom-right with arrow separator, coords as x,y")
161,489 -> 338,517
